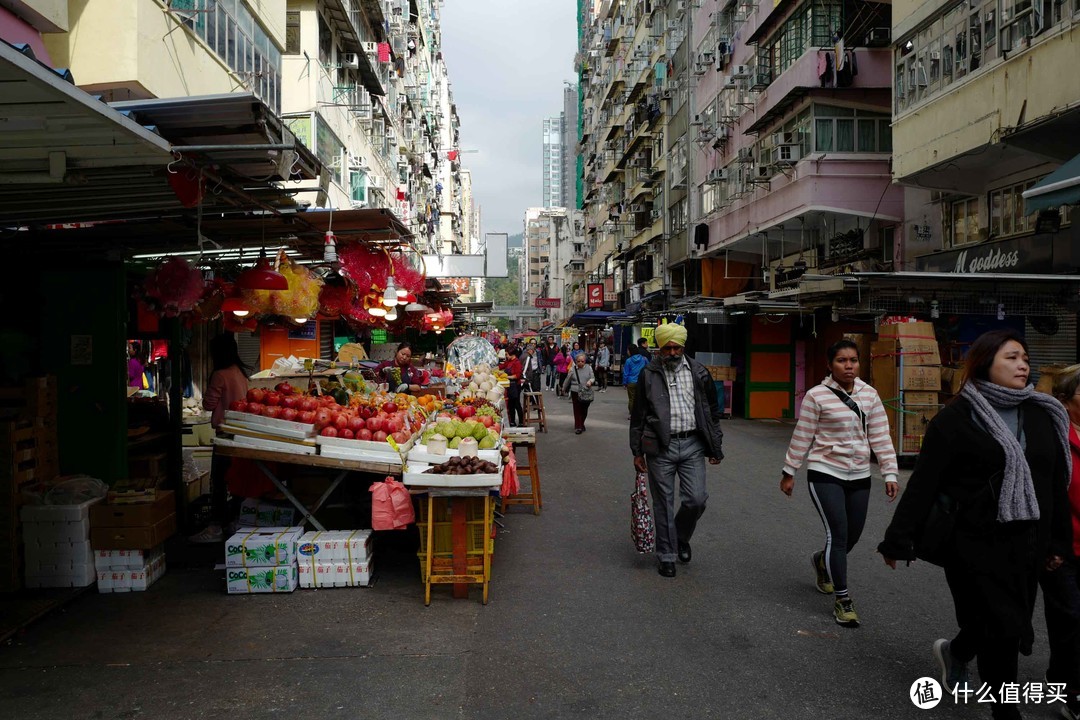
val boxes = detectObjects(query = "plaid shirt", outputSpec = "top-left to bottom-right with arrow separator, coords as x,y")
663,357 -> 696,434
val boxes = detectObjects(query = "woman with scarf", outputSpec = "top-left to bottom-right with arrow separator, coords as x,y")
879,329 -> 1072,720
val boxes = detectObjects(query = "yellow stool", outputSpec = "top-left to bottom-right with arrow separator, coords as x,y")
522,391 -> 547,432
502,430 -> 541,515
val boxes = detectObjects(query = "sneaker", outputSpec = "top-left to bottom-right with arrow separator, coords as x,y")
834,598 -> 859,627
812,551 -> 834,594
188,524 -> 223,544
933,639 -> 970,693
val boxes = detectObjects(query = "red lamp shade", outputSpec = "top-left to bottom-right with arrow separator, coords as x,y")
222,297 -> 252,317
236,256 -> 289,291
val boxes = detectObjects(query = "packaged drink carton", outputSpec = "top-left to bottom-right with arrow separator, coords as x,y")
226,564 -> 298,594
237,499 -> 296,528
225,527 -> 304,568
296,530 -> 372,564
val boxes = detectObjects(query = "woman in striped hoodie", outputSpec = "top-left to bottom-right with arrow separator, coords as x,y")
780,339 -> 899,628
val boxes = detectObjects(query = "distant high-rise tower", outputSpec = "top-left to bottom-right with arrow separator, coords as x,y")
561,84 -> 578,209
542,116 -> 564,207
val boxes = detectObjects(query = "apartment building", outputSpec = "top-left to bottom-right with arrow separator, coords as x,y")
521,207 -> 584,326
543,115 -> 565,208
561,83 -> 580,208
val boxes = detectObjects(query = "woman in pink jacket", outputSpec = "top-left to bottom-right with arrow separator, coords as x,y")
553,345 -> 571,397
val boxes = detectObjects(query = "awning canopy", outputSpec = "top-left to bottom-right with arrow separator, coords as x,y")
1023,152 -> 1080,214
569,309 -> 632,325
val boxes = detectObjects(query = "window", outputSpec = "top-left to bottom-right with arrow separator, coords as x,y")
350,171 -> 367,205
812,105 -> 890,153
989,180 -> 1041,237
761,1 -> 843,82
286,12 -> 301,55
949,197 -> 983,246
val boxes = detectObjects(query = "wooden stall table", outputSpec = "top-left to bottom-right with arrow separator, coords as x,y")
411,486 -> 497,605
213,440 -> 401,531
501,427 -> 541,515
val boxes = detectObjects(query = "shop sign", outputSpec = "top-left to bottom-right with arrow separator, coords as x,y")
288,321 -> 316,340
915,235 -> 1054,274
534,297 -> 561,308
604,292 -> 617,302
587,283 -> 604,308
641,327 -> 655,347
443,277 -> 471,294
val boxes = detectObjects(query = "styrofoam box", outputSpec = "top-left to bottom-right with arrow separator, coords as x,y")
24,563 -> 96,588
227,564 -> 299,594
20,497 -> 101,524
25,540 -> 94,570
224,410 -> 315,438
402,466 -> 502,488
98,554 -> 165,593
225,526 -> 304,568
298,559 -> 374,588
296,530 -> 372,564
22,518 -> 90,544
95,546 -> 164,571
408,444 -> 502,465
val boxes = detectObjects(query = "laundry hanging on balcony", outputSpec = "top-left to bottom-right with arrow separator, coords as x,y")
377,42 -> 391,63
818,49 -> 858,88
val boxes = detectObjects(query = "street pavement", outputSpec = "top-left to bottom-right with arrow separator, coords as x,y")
0,386 -> 1067,719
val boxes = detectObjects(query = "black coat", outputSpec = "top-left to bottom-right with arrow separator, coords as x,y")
878,397 -> 1071,642
629,355 -> 724,461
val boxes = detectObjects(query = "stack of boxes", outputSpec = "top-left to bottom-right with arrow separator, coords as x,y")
237,498 -> 296,528
225,526 -> 303,594
871,321 -> 943,455
20,498 -> 99,588
296,530 -> 374,588
181,421 -> 214,503
95,547 -> 165,593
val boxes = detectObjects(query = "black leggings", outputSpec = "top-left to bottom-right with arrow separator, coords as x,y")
807,470 -> 870,596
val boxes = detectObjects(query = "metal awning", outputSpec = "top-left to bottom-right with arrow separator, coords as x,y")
323,0 -> 385,96
1022,152 -> 1080,214
0,40 -> 173,223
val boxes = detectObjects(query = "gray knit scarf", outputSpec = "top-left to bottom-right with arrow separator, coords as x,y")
961,379 -> 1072,523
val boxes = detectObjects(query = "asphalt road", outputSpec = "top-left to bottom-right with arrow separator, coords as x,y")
0,388 -> 1067,719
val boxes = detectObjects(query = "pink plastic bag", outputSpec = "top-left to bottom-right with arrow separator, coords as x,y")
369,477 -> 415,530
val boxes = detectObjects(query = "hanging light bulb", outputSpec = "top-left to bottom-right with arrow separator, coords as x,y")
396,286 -> 409,298
222,297 -> 251,317
382,277 -> 398,307
368,305 -> 387,317
293,317 -> 309,325
385,307 -> 398,321
434,329 -> 443,334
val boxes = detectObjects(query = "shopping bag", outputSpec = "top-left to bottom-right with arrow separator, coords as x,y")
631,471 -> 655,554
369,477 -> 415,530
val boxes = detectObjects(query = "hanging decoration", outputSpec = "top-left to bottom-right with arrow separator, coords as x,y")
142,257 -> 206,317
192,277 -> 229,321
240,254 -> 322,318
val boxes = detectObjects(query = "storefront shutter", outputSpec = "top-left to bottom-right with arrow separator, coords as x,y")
1026,314 -> 1077,384
319,321 -> 334,361
237,331 -> 261,373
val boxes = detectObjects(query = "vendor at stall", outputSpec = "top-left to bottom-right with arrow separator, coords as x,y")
376,342 -> 428,393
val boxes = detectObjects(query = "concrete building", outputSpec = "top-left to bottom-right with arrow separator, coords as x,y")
542,115 -> 565,208
561,83 -> 579,208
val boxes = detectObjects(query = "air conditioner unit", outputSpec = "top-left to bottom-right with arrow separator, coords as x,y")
675,0 -> 687,13
650,209 -> 662,220
690,114 -> 704,126
341,53 -> 360,70
667,20 -> 680,31
701,50 -> 715,63
361,42 -> 378,55
717,38 -> 732,56
865,27 -> 891,47
707,168 -> 727,183
723,76 -> 740,90
348,153 -> 365,170
773,144 -> 801,164
930,50 -> 941,60
771,132 -> 794,146
732,64 -> 751,78
369,176 -> 384,189
755,165 -> 773,179
736,147 -> 754,163
630,203 -> 646,213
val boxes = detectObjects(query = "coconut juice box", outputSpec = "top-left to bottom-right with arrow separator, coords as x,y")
226,564 -> 299,594
225,526 -> 304,568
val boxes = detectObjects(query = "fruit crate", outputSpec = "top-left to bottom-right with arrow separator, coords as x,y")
416,496 -> 495,577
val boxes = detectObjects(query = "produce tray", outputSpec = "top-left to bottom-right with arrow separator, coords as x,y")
219,424 -> 317,447
224,411 -> 315,439
215,436 -> 317,456
402,468 -> 502,488
407,444 -> 501,465
317,446 -> 404,464
316,435 -> 415,453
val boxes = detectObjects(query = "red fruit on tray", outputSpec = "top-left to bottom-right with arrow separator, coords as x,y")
246,402 -> 264,416
320,426 -> 338,437
264,407 -> 283,419
281,396 -> 300,410
391,431 -> 409,444
315,408 -> 334,427
247,388 -> 266,404
347,416 -> 365,433
275,382 -> 293,395
229,400 -> 247,412
334,413 -> 349,430
384,418 -> 402,434
298,411 -> 316,424
264,392 -> 281,407
280,408 -> 298,422
300,397 -> 318,412
356,428 -> 373,441
341,428 -> 355,439
372,430 -> 388,442
358,406 -> 373,420
382,402 -> 398,414
478,415 -> 493,428
366,416 -> 383,432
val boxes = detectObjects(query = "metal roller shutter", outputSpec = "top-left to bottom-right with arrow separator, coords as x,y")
1026,313 -> 1078,385
236,331 -> 261,373
319,321 -> 334,361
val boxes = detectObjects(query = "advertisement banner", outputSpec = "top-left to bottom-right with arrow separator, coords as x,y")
587,283 -> 604,308
534,297 -> 561,308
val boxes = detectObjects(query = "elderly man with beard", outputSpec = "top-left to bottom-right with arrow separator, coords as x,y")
629,323 -> 724,578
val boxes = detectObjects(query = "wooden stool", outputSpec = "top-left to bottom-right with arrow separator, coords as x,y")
502,429 -> 541,515
521,391 -> 547,432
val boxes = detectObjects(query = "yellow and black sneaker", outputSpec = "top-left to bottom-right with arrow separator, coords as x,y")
834,597 -> 860,628
812,551 -> 834,594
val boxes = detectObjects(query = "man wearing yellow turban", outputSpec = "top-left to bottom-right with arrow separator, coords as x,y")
629,322 -> 724,577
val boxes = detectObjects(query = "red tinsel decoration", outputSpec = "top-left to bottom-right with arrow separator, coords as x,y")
142,257 -> 206,318
317,283 -> 354,320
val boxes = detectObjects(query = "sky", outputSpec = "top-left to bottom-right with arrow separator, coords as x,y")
440,0 -> 578,238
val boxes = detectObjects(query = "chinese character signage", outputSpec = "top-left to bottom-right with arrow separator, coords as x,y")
534,297 -> 561,308
587,283 -> 604,308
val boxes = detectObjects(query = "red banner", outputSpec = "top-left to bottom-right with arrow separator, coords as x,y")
534,297 -> 561,308
587,283 -> 604,308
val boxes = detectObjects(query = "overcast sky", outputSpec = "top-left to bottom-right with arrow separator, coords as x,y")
441,0 -> 578,238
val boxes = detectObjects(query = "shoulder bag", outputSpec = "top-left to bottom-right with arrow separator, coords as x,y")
575,368 -> 595,403
826,385 -> 876,464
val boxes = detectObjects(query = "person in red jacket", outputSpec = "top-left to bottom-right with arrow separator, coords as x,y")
1045,364 -> 1080,719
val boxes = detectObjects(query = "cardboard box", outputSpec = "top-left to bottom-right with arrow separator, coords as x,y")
879,322 -> 941,366
225,526 -> 304,567
903,391 -> 939,406
237,499 -> 296,529
91,491 -> 174,528
90,514 -> 176,550
903,404 -> 940,437
227,564 -> 298,594
297,530 -> 372,564
940,366 -> 966,395
900,366 -> 942,391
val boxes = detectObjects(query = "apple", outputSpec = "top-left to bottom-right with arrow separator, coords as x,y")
356,428 -> 373,441
366,416 -> 383,432
478,415 -> 493,428
347,416 -> 365,433
298,410 -> 316,425
341,428 -> 355,439
382,402 -> 398,414
384,417 -> 402,434
334,413 -> 349,430
315,408 -> 334,427
247,388 -> 266,404
457,405 -> 475,419
391,431 -> 409,444
320,426 -> 338,437
229,400 -> 248,413
300,397 -> 318,412
264,406 -> 283,419
246,402 -> 264,416
275,382 -> 294,395
264,392 -> 282,407
281,408 -> 298,422
281,396 -> 300,410
373,430 -> 388,442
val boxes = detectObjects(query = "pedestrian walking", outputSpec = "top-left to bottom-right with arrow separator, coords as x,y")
570,341 -> 584,362
629,323 -> 724,578
503,347 -> 524,427
596,342 -> 611,392
554,345 -> 571,397
779,339 -> 899,628
1043,364 -> 1080,719
563,352 -> 596,434
520,343 -> 541,392
542,338 -> 558,390
622,343 -> 648,418
878,329 -> 1072,719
